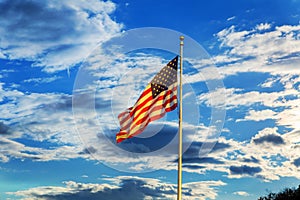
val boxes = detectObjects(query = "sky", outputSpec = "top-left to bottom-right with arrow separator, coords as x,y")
0,0 -> 300,199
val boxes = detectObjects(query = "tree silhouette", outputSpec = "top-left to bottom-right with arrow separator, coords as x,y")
258,185 -> 300,200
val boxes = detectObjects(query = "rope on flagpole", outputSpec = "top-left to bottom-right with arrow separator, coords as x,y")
177,35 -> 184,200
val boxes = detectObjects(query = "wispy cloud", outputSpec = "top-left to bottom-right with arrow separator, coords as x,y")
23,76 -> 62,83
239,109 -> 277,122
255,23 -> 272,31
227,16 -> 236,21
215,24 -> 300,76
233,191 -> 250,196
198,82 -> 300,130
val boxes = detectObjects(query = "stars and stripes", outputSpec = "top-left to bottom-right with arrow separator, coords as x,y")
116,56 -> 178,143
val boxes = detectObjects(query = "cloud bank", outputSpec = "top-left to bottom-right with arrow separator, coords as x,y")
8,176 -> 226,200
0,0 -> 123,72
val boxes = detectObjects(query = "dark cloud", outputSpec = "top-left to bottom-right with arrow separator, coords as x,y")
79,146 -> 97,155
230,165 -> 262,176
243,156 -> 260,163
0,0 -> 75,41
41,92 -> 111,114
211,142 -> 231,152
0,0 -> 121,71
175,141 -> 229,165
13,178 -> 176,200
185,141 -> 231,156
31,187 -> 145,200
182,165 -> 205,170
44,95 -> 72,111
0,122 -> 11,134
181,157 -> 224,165
293,158 -> 300,167
253,134 -> 285,145
73,91 -> 112,111
108,123 -> 178,153
0,140 -> 10,145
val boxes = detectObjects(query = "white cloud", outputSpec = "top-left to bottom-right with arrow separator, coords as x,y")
0,0 -> 123,73
175,125 -> 300,181
0,81 -> 92,161
0,51 -> 5,58
198,88 -> 277,109
275,100 -> 300,130
233,191 -> 250,196
214,24 -> 300,76
256,23 -> 272,31
239,109 -> 277,122
236,127 -> 300,180
260,77 -> 280,88
23,76 -> 62,83
198,83 -> 300,131
0,136 -> 85,163
217,25 -> 250,47
227,16 -> 236,21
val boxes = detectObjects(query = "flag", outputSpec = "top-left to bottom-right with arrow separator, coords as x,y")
116,56 -> 178,143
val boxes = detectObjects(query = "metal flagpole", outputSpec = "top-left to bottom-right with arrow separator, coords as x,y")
177,35 -> 184,200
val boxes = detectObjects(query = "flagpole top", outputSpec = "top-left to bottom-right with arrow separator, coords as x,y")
180,36 -> 184,41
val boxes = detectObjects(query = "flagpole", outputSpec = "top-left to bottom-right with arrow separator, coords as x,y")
177,35 -> 184,200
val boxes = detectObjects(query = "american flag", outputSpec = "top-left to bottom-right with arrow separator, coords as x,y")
116,56 -> 178,143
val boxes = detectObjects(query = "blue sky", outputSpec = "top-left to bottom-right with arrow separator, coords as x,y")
0,0 -> 300,199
